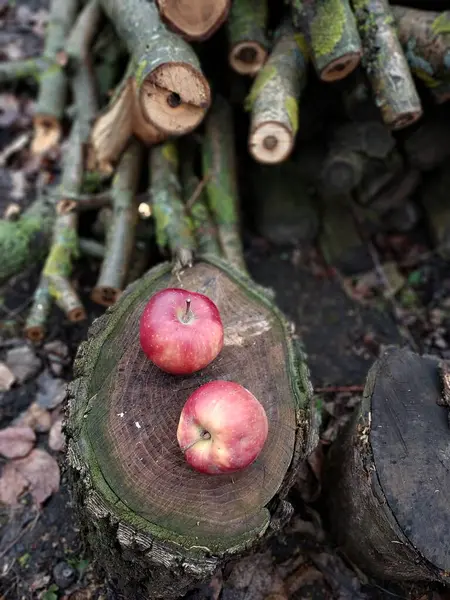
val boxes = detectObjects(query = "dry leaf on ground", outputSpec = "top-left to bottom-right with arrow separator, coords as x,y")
0,425 -> 35,458
12,448 -> 60,505
48,418 -> 65,452
0,461 -> 28,505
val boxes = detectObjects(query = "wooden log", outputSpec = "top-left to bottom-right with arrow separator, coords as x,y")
31,0 -> 80,155
91,139 -> 143,307
404,111 -> 450,171
319,196 -> 373,274
155,0 -> 231,41
42,123 -> 86,322
420,166 -> 450,259
66,254 -> 318,599
251,162 -> 319,246
99,0 -> 211,136
227,0 -> 269,76
247,21 -> 308,164
324,346 -> 450,583
351,0 -> 423,129
150,141 -> 196,272
24,276 -> 52,343
291,0 -> 362,82
202,96 -> 248,273
393,6 -> 450,103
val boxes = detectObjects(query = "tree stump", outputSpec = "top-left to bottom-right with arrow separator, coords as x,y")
324,346 -> 450,584
66,255 -> 317,599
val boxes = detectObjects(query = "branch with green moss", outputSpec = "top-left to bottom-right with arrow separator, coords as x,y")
202,96 -> 248,274
227,0 -> 269,76
91,138 -> 143,306
291,0 -> 362,82
149,141 -> 196,272
392,7 -> 450,105
351,0 -> 422,129
31,0 -> 80,156
246,21 -> 308,165
0,57 -> 53,84
96,0 -> 210,144
155,0 -> 231,41
180,141 -> 222,258
42,123 -> 86,322
24,276 -> 52,343
0,194 -> 55,286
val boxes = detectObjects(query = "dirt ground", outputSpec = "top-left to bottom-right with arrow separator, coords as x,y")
2,1 -> 450,599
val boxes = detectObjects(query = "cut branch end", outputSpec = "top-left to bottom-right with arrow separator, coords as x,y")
155,0 -> 230,41
249,122 -> 293,164
320,51 -> 362,82
229,42 -> 268,76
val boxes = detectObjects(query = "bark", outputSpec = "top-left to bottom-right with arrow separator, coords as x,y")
420,167 -> 450,259
404,113 -> 450,171
180,142 -> 222,258
31,0 -> 80,155
251,163 -> 319,246
0,194 -> 55,286
351,0 -> 423,129
155,0 -> 231,41
247,21 -> 308,164
24,276 -> 52,343
92,138 -> 143,306
292,0 -> 362,82
324,346 -> 450,583
99,0 -> 210,135
149,141 -> 195,272
227,0 -> 269,76
393,7 -> 450,101
319,196 -> 373,274
202,97 -> 248,274
42,123 -> 86,322
66,254 -> 318,599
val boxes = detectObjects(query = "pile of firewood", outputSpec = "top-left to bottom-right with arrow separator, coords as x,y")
1,0 -> 450,341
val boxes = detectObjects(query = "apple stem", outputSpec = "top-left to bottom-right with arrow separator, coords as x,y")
181,430 -> 211,453
181,298 -> 193,323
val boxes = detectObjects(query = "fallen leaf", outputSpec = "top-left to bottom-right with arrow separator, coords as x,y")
0,462 -> 28,506
0,425 -> 35,458
6,345 -> 41,384
0,361 -> 15,391
15,402 -> 52,432
13,448 -> 60,505
48,418 -> 65,452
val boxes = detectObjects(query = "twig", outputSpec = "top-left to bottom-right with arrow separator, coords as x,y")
314,385 -> 364,393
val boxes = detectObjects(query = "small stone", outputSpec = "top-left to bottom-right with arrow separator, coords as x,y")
15,402 -> 52,433
52,562 -> 77,589
48,418 -> 66,452
36,370 -> 67,409
6,345 -> 41,384
0,362 -> 16,391
0,426 -> 35,458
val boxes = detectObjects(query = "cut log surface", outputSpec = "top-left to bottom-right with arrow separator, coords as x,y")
156,0 -> 231,41
325,346 -> 450,583
227,0 -> 269,76
67,255 -> 315,599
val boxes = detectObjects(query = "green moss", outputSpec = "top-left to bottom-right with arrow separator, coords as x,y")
431,12 -> 450,36
134,58 -> 148,87
310,0 -> 345,58
285,95 -> 299,134
244,64 -> 277,111
0,216 -> 43,283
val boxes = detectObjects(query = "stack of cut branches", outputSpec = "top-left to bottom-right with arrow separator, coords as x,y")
1,0 -> 450,341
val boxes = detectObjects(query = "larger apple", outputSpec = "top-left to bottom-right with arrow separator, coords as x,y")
177,380 -> 269,474
140,288 -> 224,375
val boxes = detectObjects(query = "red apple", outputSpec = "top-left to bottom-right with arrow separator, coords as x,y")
177,380 -> 269,474
139,288 -> 224,375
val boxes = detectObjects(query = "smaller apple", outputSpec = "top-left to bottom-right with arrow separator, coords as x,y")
139,288 -> 224,375
177,380 -> 269,474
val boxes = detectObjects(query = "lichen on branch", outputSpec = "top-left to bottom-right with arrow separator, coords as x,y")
202,96 -> 248,274
149,140 -> 196,272
351,0 -> 423,129
247,21 -> 308,164
227,0 -> 269,76
292,0 -> 362,82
